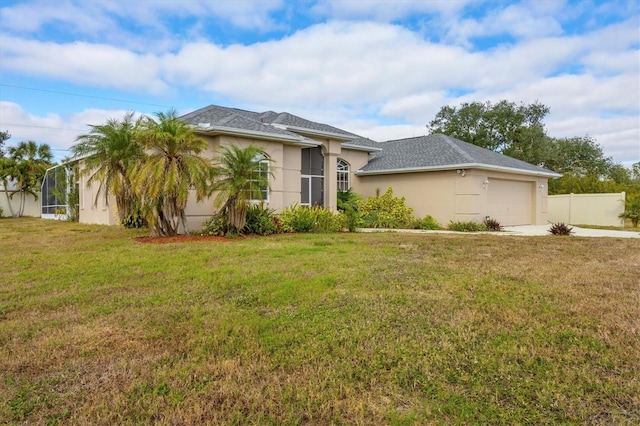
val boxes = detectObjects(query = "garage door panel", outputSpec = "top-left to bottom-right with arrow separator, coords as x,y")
488,180 -> 533,226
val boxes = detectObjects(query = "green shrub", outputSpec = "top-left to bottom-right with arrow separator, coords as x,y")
0,205 -> 3,218
447,220 -> 488,232
280,204 -> 315,233
483,217 -> 503,231
121,210 -> 148,229
413,214 -> 441,230
357,187 -> 414,229
244,203 -> 280,236
279,205 -> 341,233
201,214 -> 231,236
337,189 -> 363,232
548,222 -> 574,236
619,193 -> 640,227
337,188 -> 361,212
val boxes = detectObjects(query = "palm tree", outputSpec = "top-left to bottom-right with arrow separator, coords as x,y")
132,110 -> 212,236
210,144 -> 273,232
72,112 -> 142,222
6,141 -> 53,216
0,157 -> 18,217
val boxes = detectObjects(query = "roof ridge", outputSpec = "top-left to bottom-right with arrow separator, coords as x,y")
439,134 -> 475,163
217,112 -> 245,126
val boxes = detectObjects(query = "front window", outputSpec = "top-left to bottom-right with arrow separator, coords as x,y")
248,155 -> 269,202
337,158 -> 350,191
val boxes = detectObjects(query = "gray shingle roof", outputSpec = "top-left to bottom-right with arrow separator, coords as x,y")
358,134 -> 560,177
179,105 -> 299,138
179,105 -> 360,141
269,112 -> 360,138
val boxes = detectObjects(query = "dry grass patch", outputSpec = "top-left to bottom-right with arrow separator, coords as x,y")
1,218 -> 639,424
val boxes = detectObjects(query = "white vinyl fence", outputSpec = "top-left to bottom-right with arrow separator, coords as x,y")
548,192 -> 625,227
0,187 -> 41,217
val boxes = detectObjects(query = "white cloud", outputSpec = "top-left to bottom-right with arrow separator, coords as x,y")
0,2 -> 637,166
0,101 -> 138,160
446,1 -> 565,47
0,36 -> 167,93
310,0 -> 470,21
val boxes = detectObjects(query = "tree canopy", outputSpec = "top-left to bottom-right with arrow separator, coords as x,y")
72,111 -> 143,222
132,110 -> 212,236
0,130 -> 10,158
209,144 -> 273,233
2,140 -> 53,217
428,100 -> 550,160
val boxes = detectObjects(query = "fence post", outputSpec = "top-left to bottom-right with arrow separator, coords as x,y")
569,193 -> 574,224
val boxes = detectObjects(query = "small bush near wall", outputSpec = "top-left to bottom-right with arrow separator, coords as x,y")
447,220 -> 488,232
121,210 -> 148,229
413,215 -> 441,230
358,188 -> 414,229
548,222 -> 574,236
201,214 -> 230,236
279,205 -> 342,233
483,217 -> 503,231
244,204 -> 281,236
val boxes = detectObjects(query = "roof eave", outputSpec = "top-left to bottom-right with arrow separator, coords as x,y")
341,143 -> 383,152
276,124 -> 356,141
193,125 -> 304,144
356,163 -> 562,178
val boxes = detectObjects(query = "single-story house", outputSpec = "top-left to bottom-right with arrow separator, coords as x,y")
76,104 -> 560,228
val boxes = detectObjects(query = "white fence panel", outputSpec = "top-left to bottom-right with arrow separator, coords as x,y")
548,192 -> 625,227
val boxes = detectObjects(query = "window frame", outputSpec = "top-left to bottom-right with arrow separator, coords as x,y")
337,158 -> 350,192
248,154 -> 270,203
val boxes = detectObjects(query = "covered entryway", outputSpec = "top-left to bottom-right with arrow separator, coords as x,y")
487,179 -> 533,225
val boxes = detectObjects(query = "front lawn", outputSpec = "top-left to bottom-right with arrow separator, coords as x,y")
1,218 -> 638,424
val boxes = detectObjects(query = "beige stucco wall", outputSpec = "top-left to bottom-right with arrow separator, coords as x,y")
548,192 -> 625,226
355,169 -> 549,226
77,169 -> 120,225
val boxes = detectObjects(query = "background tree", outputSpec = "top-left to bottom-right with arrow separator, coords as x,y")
544,136 -> 612,177
427,100 -> 550,162
132,110 -> 212,236
0,131 -> 12,214
0,130 -> 10,158
209,144 -> 273,233
5,140 -> 53,217
0,157 -> 17,217
72,112 -> 143,222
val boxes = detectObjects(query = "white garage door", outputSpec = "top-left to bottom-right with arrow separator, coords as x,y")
488,179 -> 533,226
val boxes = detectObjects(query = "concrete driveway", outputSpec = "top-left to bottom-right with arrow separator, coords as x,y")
502,225 -> 640,238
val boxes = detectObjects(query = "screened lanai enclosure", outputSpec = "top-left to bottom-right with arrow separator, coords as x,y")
41,164 -> 79,220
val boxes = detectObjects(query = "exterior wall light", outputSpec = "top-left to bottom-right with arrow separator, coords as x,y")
483,179 -> 490,189
457,169 -> 466,177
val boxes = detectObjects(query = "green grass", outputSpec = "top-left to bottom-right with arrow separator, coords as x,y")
1,218 -> 639,424
573,223 -> 640,232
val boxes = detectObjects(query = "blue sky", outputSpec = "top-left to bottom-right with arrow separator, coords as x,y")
0,0 -> 638,167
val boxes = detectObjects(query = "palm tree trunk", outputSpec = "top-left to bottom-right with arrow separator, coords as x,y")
181,211 -> 189,235
18,190 -> 25,217
3,187 -> 17,217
